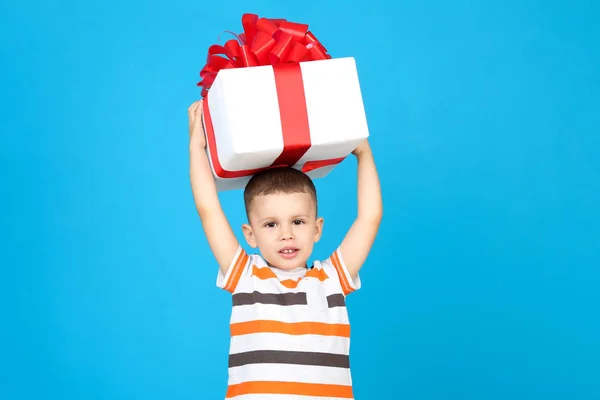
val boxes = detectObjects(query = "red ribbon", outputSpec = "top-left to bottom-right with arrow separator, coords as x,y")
200,14 -> 345,179
197,13 -> 331,98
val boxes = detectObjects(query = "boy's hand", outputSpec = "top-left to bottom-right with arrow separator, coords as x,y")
188,100 -> 206,148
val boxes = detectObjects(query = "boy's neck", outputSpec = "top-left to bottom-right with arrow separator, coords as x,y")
267,261 -> 309,272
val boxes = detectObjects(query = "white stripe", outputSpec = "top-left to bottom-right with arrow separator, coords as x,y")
227,363 -> 352,386
229,395 -> 353,400
235,274 -> 342,296
229,332 -> 350,355
229,303 -> 350,325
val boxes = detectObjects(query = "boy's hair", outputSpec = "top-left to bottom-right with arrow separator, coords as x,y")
244,167 -> 318,217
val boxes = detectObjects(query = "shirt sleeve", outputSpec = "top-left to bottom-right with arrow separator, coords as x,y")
216,245 -> 251,293
321,247 -> 361,296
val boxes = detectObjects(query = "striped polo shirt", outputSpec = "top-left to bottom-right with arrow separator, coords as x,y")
216,245 -> 361,400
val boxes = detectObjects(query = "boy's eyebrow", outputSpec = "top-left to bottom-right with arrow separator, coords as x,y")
256,216 -> 276,223
256,214 -> 312,223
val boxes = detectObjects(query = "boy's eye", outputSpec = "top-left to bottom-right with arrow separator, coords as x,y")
264,222 -> 277,228
293,219 -> 304,225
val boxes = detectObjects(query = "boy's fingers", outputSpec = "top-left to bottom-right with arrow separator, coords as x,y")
188,100 -> 200,112
188,100 -> 204,118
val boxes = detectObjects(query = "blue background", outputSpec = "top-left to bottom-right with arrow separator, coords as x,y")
1,0 -> 599,399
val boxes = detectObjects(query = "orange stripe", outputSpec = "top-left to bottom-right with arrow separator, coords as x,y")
223,251 -> 240,292
228,253 -> 249,292
252,265 -> 329,289
331,251 -> 352,295
223,252 -> 243,292
280,268 -> 329,288
230,320 -> 350,338
306,267 -> 329,281
332,251 -> 351,294
279,279 -> 301,289
224,251 -> 249,293
252,265 -> 278,280
226,381 -> 354,398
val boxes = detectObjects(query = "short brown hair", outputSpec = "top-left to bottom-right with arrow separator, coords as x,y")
244,167 -> 318,216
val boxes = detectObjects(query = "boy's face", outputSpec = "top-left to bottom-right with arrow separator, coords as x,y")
242,191 -> 323,270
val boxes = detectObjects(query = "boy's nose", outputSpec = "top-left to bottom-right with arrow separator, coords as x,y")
279,229 -> 294,240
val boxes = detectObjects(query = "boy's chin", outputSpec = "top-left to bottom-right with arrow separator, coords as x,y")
267,252 -> 308,270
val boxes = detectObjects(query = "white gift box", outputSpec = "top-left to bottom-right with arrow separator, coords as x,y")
202,57 -> 370,191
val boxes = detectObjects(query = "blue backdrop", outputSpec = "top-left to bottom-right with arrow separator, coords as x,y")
1,0 -> 599,399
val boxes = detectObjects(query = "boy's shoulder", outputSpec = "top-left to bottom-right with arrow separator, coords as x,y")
313,249 -> 362,295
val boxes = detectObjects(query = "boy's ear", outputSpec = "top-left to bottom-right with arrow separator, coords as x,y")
313,217 -> 324,243
242,223 -> 257,248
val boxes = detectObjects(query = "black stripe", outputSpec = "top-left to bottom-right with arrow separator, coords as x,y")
232,291 -> 307,306
327,294 -> 346,308
229,350 -> 349,368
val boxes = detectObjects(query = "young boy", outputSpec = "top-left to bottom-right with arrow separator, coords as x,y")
188,99 -> 382,399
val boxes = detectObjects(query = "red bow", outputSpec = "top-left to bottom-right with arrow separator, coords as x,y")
197,13 -> 331,97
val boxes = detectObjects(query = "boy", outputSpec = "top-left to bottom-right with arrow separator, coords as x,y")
188,99 -> 382,399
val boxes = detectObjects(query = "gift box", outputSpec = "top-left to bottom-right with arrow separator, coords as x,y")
197,14 -> 370,191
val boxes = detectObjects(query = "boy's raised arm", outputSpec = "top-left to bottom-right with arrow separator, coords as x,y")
339,140 -> 383,279
188,100 -> 240,276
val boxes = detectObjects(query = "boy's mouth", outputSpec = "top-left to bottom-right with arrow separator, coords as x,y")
279,247 -> 299,259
